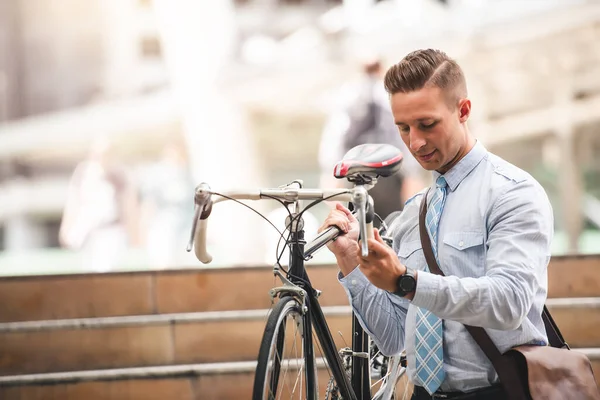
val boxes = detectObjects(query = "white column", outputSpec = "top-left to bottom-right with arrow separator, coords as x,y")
153,0 -> 266,265
4,215 -> 46,251
100,0 -> 139,98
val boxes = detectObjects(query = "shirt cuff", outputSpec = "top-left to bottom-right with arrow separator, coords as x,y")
338,267 -> 370,297
410,270 -> 442,311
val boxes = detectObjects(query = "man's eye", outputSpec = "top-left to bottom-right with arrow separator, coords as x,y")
398,126 -> 410,133
421,121 -> 437,129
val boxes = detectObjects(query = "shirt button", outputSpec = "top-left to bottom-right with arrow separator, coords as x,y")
458,240 -> 464,247
351,279 -> 357,286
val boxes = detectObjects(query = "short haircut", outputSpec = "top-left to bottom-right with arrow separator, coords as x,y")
383,49 -> 467,106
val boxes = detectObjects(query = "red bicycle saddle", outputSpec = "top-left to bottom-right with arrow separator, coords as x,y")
333,143 -> 404,179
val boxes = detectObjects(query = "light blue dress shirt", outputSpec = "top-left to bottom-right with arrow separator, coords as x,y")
338,140 -> 554,392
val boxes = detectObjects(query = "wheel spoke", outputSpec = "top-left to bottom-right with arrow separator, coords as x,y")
254,297 -> 316,400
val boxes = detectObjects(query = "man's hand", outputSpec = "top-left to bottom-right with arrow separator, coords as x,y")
358,229 -> 407,293
318,203 -> 360,276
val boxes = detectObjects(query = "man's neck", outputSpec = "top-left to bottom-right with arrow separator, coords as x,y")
436,137 -> 477,175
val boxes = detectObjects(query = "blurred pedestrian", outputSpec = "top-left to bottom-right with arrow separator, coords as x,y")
318,56 -> 424,222
139,141 -> 194,269
59,136 -> 139,272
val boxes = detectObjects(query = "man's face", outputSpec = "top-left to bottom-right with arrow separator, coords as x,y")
389,86 -> 471,174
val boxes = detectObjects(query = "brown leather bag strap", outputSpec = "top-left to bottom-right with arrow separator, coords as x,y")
542,305 -> 569,349
418,189 -> 443,276
418,189 -> 527,399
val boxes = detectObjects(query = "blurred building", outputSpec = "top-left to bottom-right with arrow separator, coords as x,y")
0,0 -> 346,253
0,0 -> 170,251
0,0 -> 598,256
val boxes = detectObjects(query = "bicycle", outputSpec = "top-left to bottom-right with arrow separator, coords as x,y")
187,143 -> 410,400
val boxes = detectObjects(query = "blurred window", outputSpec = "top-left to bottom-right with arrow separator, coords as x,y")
0,224 -> 4,251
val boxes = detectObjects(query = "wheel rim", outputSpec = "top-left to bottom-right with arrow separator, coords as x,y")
262,301 -> 310,399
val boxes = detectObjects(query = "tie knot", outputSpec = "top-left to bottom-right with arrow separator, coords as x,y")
436,176 -> 447,188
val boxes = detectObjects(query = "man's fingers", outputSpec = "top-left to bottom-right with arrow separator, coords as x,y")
358,257 -> 373,271
357,242 -> 389,267
373,229 -> 385,244
318,210 -> 350,233
356,244 -> 370,261
335,203 -> 354,221
318,221 -> 347,234
364,238 -> 390,258
335,203 -> 358,223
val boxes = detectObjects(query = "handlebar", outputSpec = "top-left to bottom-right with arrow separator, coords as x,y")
186,183 -> 375,264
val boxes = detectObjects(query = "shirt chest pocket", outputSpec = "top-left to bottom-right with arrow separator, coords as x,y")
441,232 -> 486,268
397,239 -> 427,270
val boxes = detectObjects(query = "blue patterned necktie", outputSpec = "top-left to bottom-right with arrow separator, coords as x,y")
415,176 -> 447,394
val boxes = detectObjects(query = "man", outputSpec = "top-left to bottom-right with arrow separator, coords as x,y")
319,49 -> 553,399
318,57 -> 424,221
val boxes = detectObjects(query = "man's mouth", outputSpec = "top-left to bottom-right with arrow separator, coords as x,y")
417,150 -> 437,162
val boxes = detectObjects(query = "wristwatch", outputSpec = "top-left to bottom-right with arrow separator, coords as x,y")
392,267 -> 417,297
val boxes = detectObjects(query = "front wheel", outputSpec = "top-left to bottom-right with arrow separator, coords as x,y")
253,296 -> 318,400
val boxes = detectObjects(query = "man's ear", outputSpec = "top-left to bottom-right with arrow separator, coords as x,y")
458,99 -> 471,123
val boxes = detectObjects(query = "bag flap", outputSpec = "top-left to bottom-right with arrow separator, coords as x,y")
508,345 -> 600,400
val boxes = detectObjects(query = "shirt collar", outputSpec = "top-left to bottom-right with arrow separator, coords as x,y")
432,140 -> 487,192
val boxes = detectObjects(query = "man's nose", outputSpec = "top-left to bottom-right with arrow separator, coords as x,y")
409,131 -> 426,153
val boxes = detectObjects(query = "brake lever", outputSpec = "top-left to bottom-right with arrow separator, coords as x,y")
186,203 -> 202,252
186,183 -> 212,253
352,186 -> 370,257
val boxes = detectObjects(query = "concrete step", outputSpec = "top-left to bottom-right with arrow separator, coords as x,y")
547,255 -> 600,298
0,362 -> 261,400
0,299 -> 598,376
0,254 -> 598,323
0,361 -> 413,400
0,349 -> 597,400
545,298 -> 600,348
0,264 -> 347,323
0,307 -> 353,376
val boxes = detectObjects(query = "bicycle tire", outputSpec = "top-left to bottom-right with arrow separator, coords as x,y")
253,296 -> 318,400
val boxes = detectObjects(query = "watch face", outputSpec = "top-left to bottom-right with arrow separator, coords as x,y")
400,276 -> 416,292
393,269 -> 416,297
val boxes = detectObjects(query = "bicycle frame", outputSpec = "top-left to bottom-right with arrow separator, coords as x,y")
187,180 -> 390,400
282,201 -> 369,400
